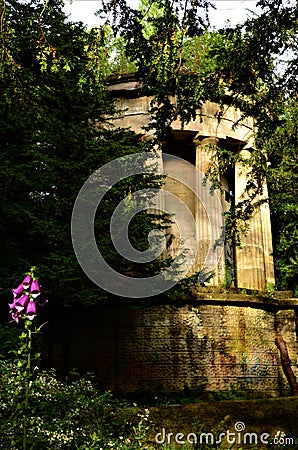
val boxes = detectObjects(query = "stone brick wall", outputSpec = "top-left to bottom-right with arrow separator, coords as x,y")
47,296 -> 298,398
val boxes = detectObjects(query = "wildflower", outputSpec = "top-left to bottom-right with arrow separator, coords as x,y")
30,279 -> 40,298
22,274 -> 32,289
8,299 -> 17,310
11,310 -> 22,323
12,282 -> 25,297
15,294 -> 29,312
8,271 -> 47,323
26,299 -> 37,321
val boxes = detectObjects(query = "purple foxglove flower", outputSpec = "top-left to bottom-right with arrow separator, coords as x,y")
15,294 -> 29,312
30,279 -> 40,298
12,282 -> 24,298
11,310 -> 22,323
8,299 -> 17,310
26,299 -> 37,320
22,274 -> 32,289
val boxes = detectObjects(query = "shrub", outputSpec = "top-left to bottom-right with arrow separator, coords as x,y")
0,360 -> 151,449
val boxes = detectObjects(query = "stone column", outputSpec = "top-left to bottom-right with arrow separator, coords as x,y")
163,153 -> 198,272
193,135 -> 225,285
221,174 -> 235,286
259,182 -> 275,286
145,141 -> 168,260
234,148 -> 269,290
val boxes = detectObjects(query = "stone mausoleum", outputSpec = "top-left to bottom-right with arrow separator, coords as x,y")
48,75 -> 298,399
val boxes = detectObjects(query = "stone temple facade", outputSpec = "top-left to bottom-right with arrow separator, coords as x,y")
48,76 -> 298,399
107,75 -> 275,291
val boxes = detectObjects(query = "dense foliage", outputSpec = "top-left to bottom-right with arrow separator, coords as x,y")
0,357 -> 152,449
100,0 -> 298,294
265,100 -> 298,294
0,5 -> 297,445
0,0 -> 170,308
0,0 -> 297,305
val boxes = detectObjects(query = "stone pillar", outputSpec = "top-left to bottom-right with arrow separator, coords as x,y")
259,182 -> 275,286
144,142 -> 168,260
234,148 -> 275,290
163,154 -> 198,272
193,135 -> 225,285
221,174 -> 235,286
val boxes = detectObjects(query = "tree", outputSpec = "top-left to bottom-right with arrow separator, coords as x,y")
100,0 -> 297,293
0,0 -> 170,308
1,0 -> 297,302
265,100 -> 298,295
98,0 -> 213,139
213,0 -> 298,293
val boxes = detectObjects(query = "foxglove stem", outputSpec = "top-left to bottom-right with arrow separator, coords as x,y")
22,319 -> 32,450
9,269 -> 48,449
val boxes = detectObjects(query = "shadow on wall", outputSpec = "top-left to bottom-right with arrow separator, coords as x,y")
43,296 -> 298,399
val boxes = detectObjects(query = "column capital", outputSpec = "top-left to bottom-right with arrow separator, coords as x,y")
193,135 -> 219,147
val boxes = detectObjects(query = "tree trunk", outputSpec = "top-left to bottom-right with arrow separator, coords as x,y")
275,334 -> 298,396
